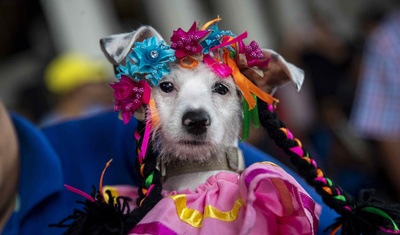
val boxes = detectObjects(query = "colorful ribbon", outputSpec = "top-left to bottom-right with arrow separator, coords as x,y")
223,52 -> 278,110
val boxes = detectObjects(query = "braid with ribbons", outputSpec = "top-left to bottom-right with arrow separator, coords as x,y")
128,115 -> 163,227
257,99 -> 400,235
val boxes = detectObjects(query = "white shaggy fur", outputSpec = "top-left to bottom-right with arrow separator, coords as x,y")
152,63 -> 242,162
151,63 -> 243,191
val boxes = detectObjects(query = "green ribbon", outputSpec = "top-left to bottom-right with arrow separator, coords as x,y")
250,95 -> 260,128
326,178 -> 333,187
333,195 -> 347,202
145,171 -> 155,188
362,206 -> 399,231
241,95 -> 261,142
242,97 -> 250,141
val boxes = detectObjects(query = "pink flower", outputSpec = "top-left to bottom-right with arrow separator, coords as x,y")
110,75 -> 151,124
170,22 -> 209,59
111,75 -> 136,101
243,41 -> 270,68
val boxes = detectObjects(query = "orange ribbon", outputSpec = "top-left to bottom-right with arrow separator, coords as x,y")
329,224 -> 342,235
200,16 -> 222,30
223,52 -> 278,110
99,159 -> 113,201
148,99 -> 160,128
180,56 -> 199,69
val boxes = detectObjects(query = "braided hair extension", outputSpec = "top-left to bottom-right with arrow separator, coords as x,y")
257,99 -> 400,234
125,119 -> 163,228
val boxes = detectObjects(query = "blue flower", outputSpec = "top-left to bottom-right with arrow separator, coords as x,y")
117,36 -> 176,86
201,25 -> 235,54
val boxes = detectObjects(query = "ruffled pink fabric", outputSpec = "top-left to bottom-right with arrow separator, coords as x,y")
113,162 -> 321,235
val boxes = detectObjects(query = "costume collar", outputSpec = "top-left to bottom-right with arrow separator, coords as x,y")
160,147 -> 243,179
11,113 -> 63,220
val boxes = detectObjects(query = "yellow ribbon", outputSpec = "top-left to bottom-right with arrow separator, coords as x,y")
170,194 -> 243,228
102,185 -> 118,204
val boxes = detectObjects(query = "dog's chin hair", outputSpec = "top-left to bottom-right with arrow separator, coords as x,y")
150,118 -> 241,163
154,138 -> 226,163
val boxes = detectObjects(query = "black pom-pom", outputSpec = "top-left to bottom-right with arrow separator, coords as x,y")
326,190 -> 400,235
50,187 -> 135,235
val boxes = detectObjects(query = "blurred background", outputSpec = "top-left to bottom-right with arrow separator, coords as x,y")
1,0 -> 398,200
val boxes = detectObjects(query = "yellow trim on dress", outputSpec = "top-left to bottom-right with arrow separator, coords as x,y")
170,194 -> 243,228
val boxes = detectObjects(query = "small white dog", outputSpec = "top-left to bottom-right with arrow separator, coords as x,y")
95,23 -> 324,235
100,26 -> 303,192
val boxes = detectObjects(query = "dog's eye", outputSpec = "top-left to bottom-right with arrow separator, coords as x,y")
212,83 -> 229,95
160,82 -> 174,93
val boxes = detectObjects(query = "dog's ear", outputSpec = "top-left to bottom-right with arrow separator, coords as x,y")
241,49 -> 304,94
100,26 -> 164,65
101,26 -> 163,122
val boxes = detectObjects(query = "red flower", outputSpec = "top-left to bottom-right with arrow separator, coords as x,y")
170,22 -> 209,59
110,75 -> 151,124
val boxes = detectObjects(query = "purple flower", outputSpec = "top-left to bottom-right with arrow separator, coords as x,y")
170,22 -> 209,59
243,40 -> 269,68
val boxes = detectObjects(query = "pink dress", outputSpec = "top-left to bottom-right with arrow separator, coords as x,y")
111,162 -> 321,235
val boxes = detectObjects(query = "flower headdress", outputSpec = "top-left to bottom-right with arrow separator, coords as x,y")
110,17 -> 287,140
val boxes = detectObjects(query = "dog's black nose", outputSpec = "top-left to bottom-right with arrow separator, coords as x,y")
182,110 -> 211,135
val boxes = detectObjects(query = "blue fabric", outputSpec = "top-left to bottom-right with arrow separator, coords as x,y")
3,111 -> 337,234
41,111 -> 138,194
4,113 -> 63,235
4,112 -> 138,235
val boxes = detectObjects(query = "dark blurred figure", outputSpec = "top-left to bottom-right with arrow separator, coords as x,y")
350,6 -> 400,200
14,77 -> 52,124
290,17 -> 369,195
273,7 -> 388,197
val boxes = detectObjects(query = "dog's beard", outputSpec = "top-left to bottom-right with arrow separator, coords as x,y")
157,140 -> 221,163
152,124 -> 239,163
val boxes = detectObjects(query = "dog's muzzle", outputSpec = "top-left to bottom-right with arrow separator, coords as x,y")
181,109 -> 211,135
